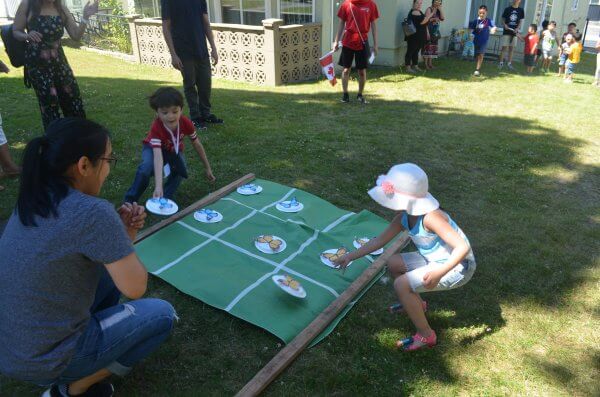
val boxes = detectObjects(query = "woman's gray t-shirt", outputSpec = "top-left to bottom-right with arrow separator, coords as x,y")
0,189 -> 134,381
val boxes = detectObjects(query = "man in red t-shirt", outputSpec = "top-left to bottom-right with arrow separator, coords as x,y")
333,0 -> 379,104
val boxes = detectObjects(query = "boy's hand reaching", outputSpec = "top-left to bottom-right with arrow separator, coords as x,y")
205,169 -> 216,183
153,187 -> 163,199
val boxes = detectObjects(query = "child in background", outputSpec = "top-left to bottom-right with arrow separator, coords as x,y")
557,34 -> 572,77
334,163 -> 476,351
540,21 -> 557,73
519,24 -> 539,74
536,20 -> 549,66
564,33 -> 583,83
124,87 -> 216,204
0,61 -> 21,192
469,5 -> 497,76
593,35 -> 600,87
462,33 -> 475,60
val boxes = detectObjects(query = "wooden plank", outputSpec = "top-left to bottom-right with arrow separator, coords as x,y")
134,173 -> 255,244
236,232 -> 410,397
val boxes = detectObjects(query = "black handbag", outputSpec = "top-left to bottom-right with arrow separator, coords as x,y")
1,2 -> 31,68
1,25 -> 26,67
402,16 -> 417,37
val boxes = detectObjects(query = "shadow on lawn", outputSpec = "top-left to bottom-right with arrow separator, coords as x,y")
0,70 -> 597,396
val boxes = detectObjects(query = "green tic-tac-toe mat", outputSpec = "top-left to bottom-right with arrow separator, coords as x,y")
135,179 -> 391,344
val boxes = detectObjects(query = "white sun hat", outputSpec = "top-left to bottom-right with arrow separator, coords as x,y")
367,163 -> 439,215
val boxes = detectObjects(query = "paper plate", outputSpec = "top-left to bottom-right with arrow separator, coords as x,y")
193,209 -> 223,223
145,198 -> 178,216
272,275 -> 306,298
237,184 -> 263,195
275,200 -> 304,213
320,248 -> 352,269
353,237 -> 384,255
255,235 -> 287,254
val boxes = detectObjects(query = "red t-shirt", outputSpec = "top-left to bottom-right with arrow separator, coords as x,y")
337,0 -> 379,51
142,115 -> 197,153
524,33 -> 539,55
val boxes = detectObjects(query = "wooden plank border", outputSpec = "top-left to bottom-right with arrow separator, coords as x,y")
134,173 -> 255,244
236,232 -> 410,396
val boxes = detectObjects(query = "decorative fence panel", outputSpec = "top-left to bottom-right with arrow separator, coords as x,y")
128,17 -> 322,86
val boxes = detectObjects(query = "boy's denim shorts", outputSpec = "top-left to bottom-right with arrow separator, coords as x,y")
400,251 -> 476,293
558,54 -> 568,66
566,60 -> 576,75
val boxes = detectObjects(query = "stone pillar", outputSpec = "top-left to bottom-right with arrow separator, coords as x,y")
262,18 -> 284,86
127,14 -> 142,63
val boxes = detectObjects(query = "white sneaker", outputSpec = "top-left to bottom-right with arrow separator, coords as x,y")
473,70 -> 480,76
498,62 -> 504,69
564,79 -> 573,84
507,63 -> 515,71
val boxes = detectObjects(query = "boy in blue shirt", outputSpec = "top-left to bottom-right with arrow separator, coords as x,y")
469,5 -> 497,76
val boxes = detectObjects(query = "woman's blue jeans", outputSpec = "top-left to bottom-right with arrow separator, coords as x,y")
41,269 -> 177,385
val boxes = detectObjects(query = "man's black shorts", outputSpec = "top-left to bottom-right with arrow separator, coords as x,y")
338,46 -> 368,70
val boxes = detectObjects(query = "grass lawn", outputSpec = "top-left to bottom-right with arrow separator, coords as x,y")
0,48 -> 599,396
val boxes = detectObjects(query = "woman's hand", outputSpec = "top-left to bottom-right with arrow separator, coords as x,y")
118,202 -> 147,237
82,0 -> 99,19
422,268 -> 445,289
27,31 -> 43,42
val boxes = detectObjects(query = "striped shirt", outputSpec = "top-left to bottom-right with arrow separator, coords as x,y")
142,116 -> 197,153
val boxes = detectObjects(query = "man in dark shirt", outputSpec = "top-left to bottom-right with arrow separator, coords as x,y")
498,0 -> 525,71
161,0 -> 223,130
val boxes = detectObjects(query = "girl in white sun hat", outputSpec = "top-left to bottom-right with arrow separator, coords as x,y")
335,163 -> 476,351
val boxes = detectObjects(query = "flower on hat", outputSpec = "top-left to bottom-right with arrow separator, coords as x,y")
381,181 -> 396,195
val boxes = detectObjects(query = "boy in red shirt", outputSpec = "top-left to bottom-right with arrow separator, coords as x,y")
124,87 -> 215,203
333,0 -> 379,104
519,24 -> 539,74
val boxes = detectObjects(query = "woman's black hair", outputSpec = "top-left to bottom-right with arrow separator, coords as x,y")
17,118 -> 110,226
149,87 -> 184,111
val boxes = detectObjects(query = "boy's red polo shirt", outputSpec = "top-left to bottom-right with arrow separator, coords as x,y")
143,116 -> 198,153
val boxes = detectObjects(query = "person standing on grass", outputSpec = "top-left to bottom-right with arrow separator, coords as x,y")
0,61 -> 21,193
469,5 -> 496,76
422,0 -> 445,70
333,0 -> 379,104
0,118 -> 177,397
540,21 -> 557,73
404,0 -> 431,73
161,0 -> 223,131
12,0 -> 99,129
564,32 -> 582,84
518,24 -> 539,74
498,0 -> 525,71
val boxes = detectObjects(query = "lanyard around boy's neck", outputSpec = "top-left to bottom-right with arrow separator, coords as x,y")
162,122 -> 180,154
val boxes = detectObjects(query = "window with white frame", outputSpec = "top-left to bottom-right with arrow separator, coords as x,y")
466,0 -> 526,31
279,0 -> 313,24
221,0 -> 266,25
571,0 -> 578,10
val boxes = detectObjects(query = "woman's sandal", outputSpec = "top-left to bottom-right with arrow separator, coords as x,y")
397,330 -> 437,351
388,300 -> 428,314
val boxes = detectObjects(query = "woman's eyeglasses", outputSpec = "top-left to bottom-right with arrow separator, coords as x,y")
100,156 -> 117,168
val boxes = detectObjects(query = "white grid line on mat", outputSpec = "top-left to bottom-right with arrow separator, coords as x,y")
152,189 -> 296,275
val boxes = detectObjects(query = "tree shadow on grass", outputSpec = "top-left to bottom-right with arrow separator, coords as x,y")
0,70 -> 598,396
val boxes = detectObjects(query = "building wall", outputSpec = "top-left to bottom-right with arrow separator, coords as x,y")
549,0 -> 590,37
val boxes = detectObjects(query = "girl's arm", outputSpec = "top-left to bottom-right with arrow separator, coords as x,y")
438,6 -> 445,21
61,1 -> 98,41
335,213 -> 405,269
12,0 -> 42,42
152,148 -> 164,198
371,20 -> 378,55
105,252 -> 148,299
333,18 -> 345,50
191,139 -> 216,182
421,210 -> 470,289
422,8 -> 433,25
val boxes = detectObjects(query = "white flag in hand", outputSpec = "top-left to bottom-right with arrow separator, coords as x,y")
319,51 -> 337,86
